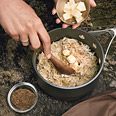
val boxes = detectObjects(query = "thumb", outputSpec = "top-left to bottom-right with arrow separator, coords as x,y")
89,0 -> 96,7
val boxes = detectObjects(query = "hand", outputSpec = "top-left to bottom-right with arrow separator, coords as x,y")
0,0 -> 51,59
52,0 -> 96,29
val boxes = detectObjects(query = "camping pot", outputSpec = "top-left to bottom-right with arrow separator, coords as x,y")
32,28 -> 116,101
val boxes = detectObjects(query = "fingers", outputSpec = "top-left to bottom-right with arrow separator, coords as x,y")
8,18 -> 51,59
52,9 -> 61,24
0,0 -> 51,58
20,34 -> 29,46
36,21 -> 51,59
12,35 -> 20,41
62,24 -> 69,28
56,18 -> 61,24
56,18 -> 79,29
4,26 -> 20,41
72,24 -> 80,29
89,0 -> 96,7
52,8 -> 57,15
28,31 -> 40,49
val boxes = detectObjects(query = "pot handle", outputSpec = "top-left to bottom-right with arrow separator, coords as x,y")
88,28 -> 116,63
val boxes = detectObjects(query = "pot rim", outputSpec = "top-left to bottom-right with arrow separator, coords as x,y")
33,28 -> 105,90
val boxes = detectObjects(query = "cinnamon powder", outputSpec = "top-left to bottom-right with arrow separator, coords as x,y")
11,88 -> 36,110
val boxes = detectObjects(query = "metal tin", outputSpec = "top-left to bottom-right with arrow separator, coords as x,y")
7,82 -> 38,113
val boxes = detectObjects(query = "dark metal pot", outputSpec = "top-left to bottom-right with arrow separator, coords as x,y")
32,28 -> 115,101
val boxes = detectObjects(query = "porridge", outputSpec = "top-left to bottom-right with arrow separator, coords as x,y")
37,37 -> 98,87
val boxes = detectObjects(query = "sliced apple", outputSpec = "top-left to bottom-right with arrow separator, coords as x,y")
63,0 -> 86,23
76,2 -> 86,12
67,55 -> 76,64
69,0 -> 75,4
72,9 -> 82,18
64,2 -> 71,13
76,15 -> 84,23
63,13 -> 72,20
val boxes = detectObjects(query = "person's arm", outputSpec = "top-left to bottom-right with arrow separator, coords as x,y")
0,0 -> 51,59
52,0 -> 96,29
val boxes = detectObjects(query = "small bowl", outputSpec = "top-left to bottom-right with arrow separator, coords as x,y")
56,0 -> 90,25
7,82 -> 38,113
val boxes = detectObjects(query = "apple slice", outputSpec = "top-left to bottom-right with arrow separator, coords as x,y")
62,0 -> 86,24
64,2 -> 71,13
69,0 -> 75,5
76,2 -> 86,12
72,9 -> 82,18
76,15 -> 84,23
67,55 -> 76,64
63,13 -> 72,20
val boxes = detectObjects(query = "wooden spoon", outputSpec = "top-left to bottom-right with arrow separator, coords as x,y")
49,54 -> 75,75
39,47 -> 75,75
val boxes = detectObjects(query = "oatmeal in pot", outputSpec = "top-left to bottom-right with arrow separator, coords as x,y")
37,37 -> 98,87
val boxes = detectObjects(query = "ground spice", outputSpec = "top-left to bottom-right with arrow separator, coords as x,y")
11,88 -> 36,110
